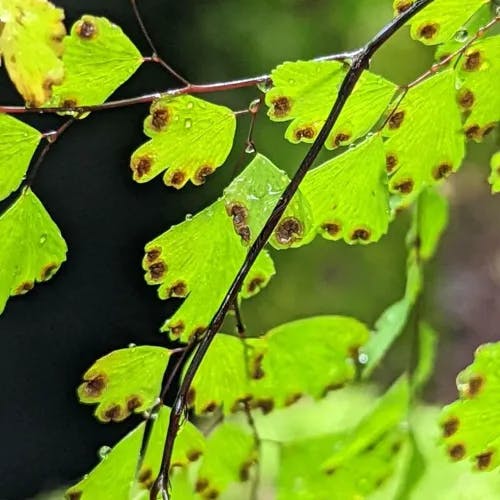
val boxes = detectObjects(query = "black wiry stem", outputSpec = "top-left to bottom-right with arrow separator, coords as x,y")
149,1 -> 436,498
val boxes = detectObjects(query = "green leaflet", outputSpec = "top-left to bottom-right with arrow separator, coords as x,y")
383,70 -> 465,197
264,60 -> 396,149
143,199 -> 275,342
65,405 -> 205,500
0,114 -> 42,201
278,378 -> 409,500
46,15 -> 142,112
223,153 -> 313,249
439,342 -> 500,472
251,316 -> 369,410
457,35 -> 500,141
131,95 -> 236,188
362,188 -> 448,377
195,423 -> 256,499
394,0 -> 489,45
77,346 -> 170,423
489,151 -> 500,194
412,322 -> 438,393
0,189 -> 67,315
0,0 -> 65,105
187,316 -> 369,415
301,134 -> 390,245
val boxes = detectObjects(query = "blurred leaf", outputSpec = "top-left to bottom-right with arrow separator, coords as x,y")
383,70 -> 465,197
46,15 -> 142,114
131,95 -> 236,188
0,114 -> 41,201
0,189 -> 67,315
412,322 -> 438,393
489,151 -> 500,194
77,346 -> 170,422
457,35 -> 500,141
195,423 -> 256,499
301,134 -> 390,245
0,0 -> 65,105
394,0 -> 489,45
223,153 -> 314,249
65,405 -> 204,500
394,431 -> 426,500
440,342 -> 500,472
265,60 -> 396,149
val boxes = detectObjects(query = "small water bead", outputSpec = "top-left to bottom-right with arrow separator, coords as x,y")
245,142 -> 256,154
184,118 -> 192,129
186,101 -> 194,110
257,79 -> 273,93
358,352 -> 369,365
454,29 -> 468,43
248,98 -> 261,114
185,213 -> 193,221
98,445 -> 111,460
39,233 -> 47,245
128,343 -> 136,349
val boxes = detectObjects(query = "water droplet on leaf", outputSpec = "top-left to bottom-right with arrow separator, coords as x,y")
128,343 -> 136,349
257,79 -> 272,93
98,445 -> 111,460
39,234 -> 47,245
245,142 -> 256,154
184,118 -> 192,129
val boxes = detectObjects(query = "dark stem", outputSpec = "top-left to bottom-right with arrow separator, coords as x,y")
149,1 -> 435,498
130,0 -> 190,85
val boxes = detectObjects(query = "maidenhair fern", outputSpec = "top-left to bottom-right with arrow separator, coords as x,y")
1,0 -> 500,499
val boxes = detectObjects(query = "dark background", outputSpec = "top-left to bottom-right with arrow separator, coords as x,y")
1,1 -> 499,498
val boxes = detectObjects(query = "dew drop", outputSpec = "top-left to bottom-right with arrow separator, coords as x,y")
245,142 -> 256,154
185,213 -> 193,221
98,445 -> 111,460
358,352 -> 369,365
128,343 -> 136,349
248,98 -> 261,114
288,78 -> 295,85
454,29 -> 468,42
257,79 -> 272,93
39,234 -> 47,245
186,101 -> 194,109
184,118 -> 192,129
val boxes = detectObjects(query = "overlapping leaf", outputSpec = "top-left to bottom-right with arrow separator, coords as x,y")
440,342 -> 500,472
0,114 -> 42,201
195,423 -> 256,499
77,346 -> 170,422
65,405 -> 205,499
278,377 -> 409,499
489,151 -> 500,194
301,134 -> 390,245
394,0 -> 489,45
223,154 -> 313,249
0,189 -> 67,315
383,70 -> 465,197
131,95 -> 236,188
264,60 -> 396,149
457,35 -> 500,141
0,0 -> 65,105
45,15 -> 142,113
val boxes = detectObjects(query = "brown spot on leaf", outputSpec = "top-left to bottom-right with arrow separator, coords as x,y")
77,20 -> 97,40
325,467 -> 336,476
202,401 -> 218,413
151,107 -> 169,131
229,203 -> 248,226
392,441 -> 403,454
418,23 -> 439,40
169,321 -> 185,338
433,163 -> 452,180
442,417 -> 459,437
133,156 -> 152,179
145,247 -> 161,263
126,395 -> 143,412
388,111 -> 405,130
62,98 -> 77,108
449,443 -> 466,461
239,459 -> 255,481
466,375 -> 484,397
482,124 -> 495,137
205,489 -> 219,499
393,179 -> 414,194
14,281 -> 34,295
170,281 -> 187,297
465,125 -> 481,141
195,166 -> 214,185
168,170 -> 186,188
82,373 -> 107,397
187,387 -> 196,407
294,126 -> 316,140
195,478 -> 209,492
351,228 -> 370,242
275,217 -> 303,246
271,96 -> 291,118
463,51 -> 481,71
187,449 -> 202,462
103,404 -> 124,422
476,451 -> 493,470
333,132 -> 351,147
386,154 -> 398,172
254,398 -> 274,414
247,276 -> 265,294
284,393 -> 302,406
66,492 -> 82,500
138,467 -> 153,488
458,90 -> 474,109
192,327 -> 206,339
395,0 -> 413,14
41,263 -> 59,281
322,222 -> 341,237
251,353 -> 265,379
148,261 -> 166,281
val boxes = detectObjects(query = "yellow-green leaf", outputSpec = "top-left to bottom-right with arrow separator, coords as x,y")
265,60 -> 396,149
0,114 -> 42,201
0,0 -> 65,105
489,151 -> 500,194
0,189 -> 67,315
77,345 -> 170,423
131,95 -> 236,188
46,15 -> 142,112
301,134 -> 390,245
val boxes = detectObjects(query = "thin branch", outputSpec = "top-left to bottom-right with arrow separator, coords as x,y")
149,1 -> 436,498
130,0 -> 190,85
0,51 -> 357,115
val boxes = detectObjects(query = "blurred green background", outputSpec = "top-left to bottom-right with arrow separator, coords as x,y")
0,0 -> 499,498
